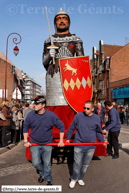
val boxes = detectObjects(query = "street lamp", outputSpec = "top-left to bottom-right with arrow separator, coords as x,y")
5,33 -> 22,100
13,46 -> 19,56
105,58 -> 107,101
105,56 -> 110,101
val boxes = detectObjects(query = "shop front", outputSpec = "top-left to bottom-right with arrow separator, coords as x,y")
112,86 -> 129,105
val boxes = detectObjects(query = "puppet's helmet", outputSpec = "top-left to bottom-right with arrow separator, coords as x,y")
54,8 -> 70,33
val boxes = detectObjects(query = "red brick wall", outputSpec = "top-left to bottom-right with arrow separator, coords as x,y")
0,58 -> 15,102
110,44 -> 129,82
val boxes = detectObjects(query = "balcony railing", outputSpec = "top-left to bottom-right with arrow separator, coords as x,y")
25,91 -> 30,94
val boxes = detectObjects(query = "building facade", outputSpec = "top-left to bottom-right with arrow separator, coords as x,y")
110,43 -> 129,105
0,51 -> 25,103
24,76 -> 42,103
91,41 -> 124,105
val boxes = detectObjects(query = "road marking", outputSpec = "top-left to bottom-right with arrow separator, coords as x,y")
0,163 -> 33,177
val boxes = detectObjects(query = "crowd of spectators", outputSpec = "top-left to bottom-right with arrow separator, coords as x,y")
94,100 -> 129,126
112,100 -> 129,125
0,97 -> 128,151
0,98 -> 34,149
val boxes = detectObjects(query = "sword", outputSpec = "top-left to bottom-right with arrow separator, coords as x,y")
45,6 -> 58,65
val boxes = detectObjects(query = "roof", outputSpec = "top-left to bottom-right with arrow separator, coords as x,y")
95,44 -> 124,58
0,50 -> 23,79
103,44 -> 124,57
111,43 -> 129,58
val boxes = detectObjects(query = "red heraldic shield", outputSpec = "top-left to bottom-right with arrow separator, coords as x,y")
59,56 -> 92,113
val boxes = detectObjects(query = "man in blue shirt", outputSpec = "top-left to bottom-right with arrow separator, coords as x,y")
23,95 -> 64,185
102,100 -> 121,159
66,101 -> 106,188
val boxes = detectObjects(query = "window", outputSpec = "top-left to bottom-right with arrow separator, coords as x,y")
92,68 -> 95,77
99,80 -> 103,90
105,57 -> 110,69
93,83 -> 95,91
99,65 -> 102,73
106,58 -> 110,69
102,88 -> 105,95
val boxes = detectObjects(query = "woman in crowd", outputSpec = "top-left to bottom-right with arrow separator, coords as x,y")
10,106 -> 19,145
120,106 -> 124,124
0,103 -> 6,146
1,100 -> 12,148
17,105 -> 23,142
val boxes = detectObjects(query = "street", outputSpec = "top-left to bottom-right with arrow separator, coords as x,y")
119,124 -> 129,144
0,134 -> 129,193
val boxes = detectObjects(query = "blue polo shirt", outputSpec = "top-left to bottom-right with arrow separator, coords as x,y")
106,107 -> 121,132
23,109 -> 64,145
66,112 -> 104,149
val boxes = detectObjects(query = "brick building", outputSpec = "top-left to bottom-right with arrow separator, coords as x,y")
91,40 -> 126,105
0,50 -> 25,102
110,43 -> 129,105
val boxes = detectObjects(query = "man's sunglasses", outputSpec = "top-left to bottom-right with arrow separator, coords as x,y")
34,103 -> 40,105
83,107 -> 91,110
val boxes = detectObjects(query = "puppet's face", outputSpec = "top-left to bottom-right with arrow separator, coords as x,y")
55,14 -> 69,33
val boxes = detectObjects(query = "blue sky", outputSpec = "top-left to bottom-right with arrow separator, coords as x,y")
0,0 -> 129,93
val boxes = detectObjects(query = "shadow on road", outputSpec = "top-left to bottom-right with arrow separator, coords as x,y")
120,147 -> 129,155
51,147 -> 102,178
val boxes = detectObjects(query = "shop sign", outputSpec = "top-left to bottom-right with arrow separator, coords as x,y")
113,86 -> 129,99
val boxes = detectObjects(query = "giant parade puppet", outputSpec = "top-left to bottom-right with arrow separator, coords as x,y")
25,8 -> 106,160
42,8 -> 106,156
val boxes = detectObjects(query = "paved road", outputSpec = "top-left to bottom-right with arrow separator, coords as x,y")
102,124 -> 129,147
0,140 -> 129,193
119,124 -> 129,143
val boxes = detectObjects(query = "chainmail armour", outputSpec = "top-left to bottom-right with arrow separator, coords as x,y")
43,33 -> 84,106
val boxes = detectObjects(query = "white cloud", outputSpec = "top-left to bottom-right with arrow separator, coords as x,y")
39,72 -> 46,78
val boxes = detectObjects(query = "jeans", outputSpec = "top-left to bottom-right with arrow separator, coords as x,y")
30,145 -> 52,181
124,115 -> 127,122
71,147 -> 95,180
